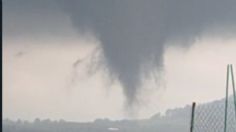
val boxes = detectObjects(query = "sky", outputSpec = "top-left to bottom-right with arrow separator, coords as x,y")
3,0 -> 236,122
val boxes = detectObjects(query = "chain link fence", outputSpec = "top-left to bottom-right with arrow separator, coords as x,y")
192,65 -> 236,132
193,96 -> 236,132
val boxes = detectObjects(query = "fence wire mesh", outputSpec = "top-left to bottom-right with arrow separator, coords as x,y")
194,96 -> 236,132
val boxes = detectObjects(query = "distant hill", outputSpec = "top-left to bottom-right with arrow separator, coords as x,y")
3,96 -> 236,132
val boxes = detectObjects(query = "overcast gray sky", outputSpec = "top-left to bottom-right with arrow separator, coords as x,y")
3,0 -> 236,122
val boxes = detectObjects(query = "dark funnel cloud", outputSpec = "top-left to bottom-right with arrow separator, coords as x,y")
59,0 -> 236,106
4,0 -> 236,107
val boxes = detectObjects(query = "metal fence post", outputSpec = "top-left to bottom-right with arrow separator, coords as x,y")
230,64 -> 236,120
190,102 -> 196,132
224,65 -> 230,132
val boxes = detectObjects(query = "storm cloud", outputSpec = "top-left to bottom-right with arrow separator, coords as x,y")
60,0 -> 236,106
4,0 -> 236,107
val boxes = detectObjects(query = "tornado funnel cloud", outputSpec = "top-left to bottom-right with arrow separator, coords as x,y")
60,0 -> 236,106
